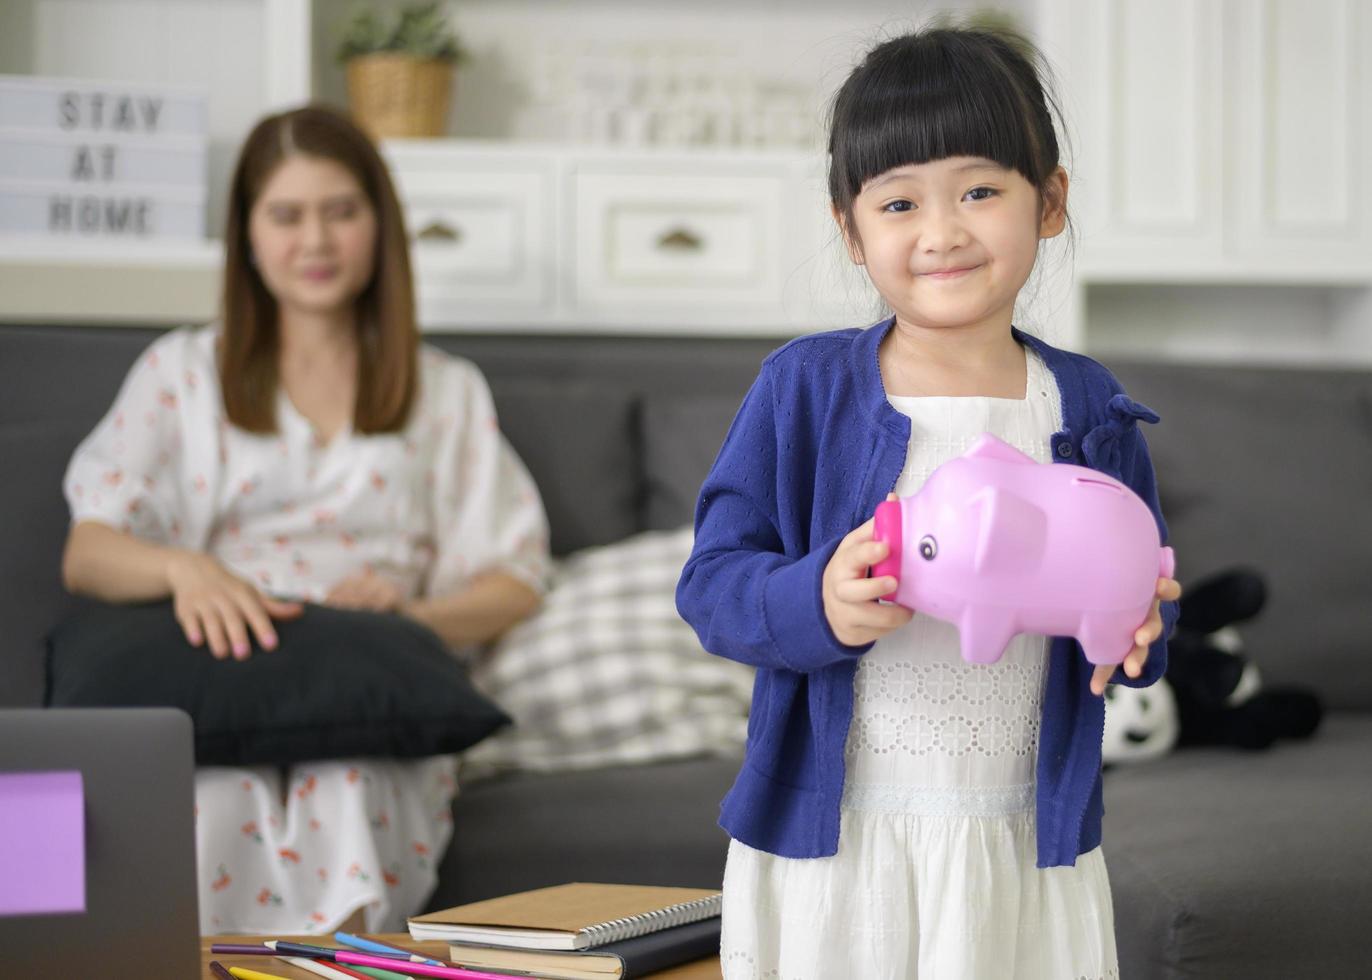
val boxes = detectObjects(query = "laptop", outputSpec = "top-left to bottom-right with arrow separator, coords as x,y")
0,708 -> 200,979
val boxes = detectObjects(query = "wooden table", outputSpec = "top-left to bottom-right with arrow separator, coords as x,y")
202,935 -> 722,980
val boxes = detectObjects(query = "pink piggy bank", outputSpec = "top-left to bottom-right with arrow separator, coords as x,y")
871,433 -> 1175,666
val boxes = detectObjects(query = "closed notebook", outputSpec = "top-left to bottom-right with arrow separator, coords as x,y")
445,917 -> 721,980
408,882 -> 722,951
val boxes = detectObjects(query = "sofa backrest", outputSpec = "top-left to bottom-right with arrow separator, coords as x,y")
1110,360 -> 1372,713
424,333 -> 774,552
2,324 -> 1370,712
0,325 -> 775,708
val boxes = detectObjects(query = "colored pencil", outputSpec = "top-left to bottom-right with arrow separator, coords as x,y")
209,963 -> 235,980
229,967 -> 293,980
346,966 -> 424,980
265,939 -> 412,962
278,952 -> 411,980
211,944 -> 275,955
335,931 -> 448,967
277,954 -> 377,980
336,951 -> 520,980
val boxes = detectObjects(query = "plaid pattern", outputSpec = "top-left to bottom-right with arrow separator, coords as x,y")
460,527 -> 754,779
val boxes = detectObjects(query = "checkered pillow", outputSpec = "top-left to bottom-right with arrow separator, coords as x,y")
459,527 -> 753,779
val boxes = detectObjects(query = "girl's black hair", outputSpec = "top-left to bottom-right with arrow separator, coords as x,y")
828,26 -> 1068,238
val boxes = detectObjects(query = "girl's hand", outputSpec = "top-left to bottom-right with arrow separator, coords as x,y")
823,499 -> 915,647
324,568 -> 404,613
165,551 -> 303,660
1090,576 -> 1183,696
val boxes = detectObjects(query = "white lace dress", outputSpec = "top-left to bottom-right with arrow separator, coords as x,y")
720,348 -> 1120,980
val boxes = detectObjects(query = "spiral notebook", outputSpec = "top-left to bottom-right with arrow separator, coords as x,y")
444,917 -> 722,979
408,882 -> 723,951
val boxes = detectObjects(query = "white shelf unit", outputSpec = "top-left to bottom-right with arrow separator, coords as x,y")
1040,0 -> 1372,363
0,0 -> 1369,362
380,138 -> 869,335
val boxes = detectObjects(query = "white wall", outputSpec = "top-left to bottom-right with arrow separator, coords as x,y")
2,0 -> 266,237
313,0 -> 1028,143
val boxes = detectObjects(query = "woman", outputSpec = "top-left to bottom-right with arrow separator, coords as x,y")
61,105 -> 550,932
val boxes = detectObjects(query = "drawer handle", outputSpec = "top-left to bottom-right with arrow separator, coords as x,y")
416,220 -> 462,243
656,227 -> 703,252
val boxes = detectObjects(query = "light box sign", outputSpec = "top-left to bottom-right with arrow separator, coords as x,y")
0,75 -> 207,241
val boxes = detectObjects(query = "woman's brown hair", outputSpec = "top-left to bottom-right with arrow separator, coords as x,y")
220,104 -> 417,434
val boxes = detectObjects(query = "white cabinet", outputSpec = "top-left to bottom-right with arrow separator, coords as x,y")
1038,0 -> 1372,359
1042,0 -> 1224,274
382,142 -> 555,323
1227,0 -> 1371,271
571,165 -> 786,320
378,142 -> 844,333
1041,0 -> 1372,281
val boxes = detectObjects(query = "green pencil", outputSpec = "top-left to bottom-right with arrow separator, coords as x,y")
346,965 -> 415,980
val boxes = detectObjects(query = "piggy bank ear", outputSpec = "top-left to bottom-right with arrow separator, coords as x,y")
970,487 -> 1048,574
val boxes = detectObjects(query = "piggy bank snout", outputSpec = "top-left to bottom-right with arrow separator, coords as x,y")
870,500 -> 904,600
870,501 -> 939,605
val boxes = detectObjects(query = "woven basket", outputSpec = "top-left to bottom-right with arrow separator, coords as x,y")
346,53 -> 453,140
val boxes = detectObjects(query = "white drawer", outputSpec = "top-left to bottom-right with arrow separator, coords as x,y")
385,155 -> 552,313
0,75 -> 207,137
0,129 -> 206,186
0,180 -> 205,240
573,169 -> 785,310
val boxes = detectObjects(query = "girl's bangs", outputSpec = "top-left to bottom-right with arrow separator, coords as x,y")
834,63 -> 1047,199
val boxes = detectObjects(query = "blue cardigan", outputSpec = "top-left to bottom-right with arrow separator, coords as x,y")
676,318 -> 1179,868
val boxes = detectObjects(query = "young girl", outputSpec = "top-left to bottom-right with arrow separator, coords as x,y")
676,27 -> 1181,979
61,105 -> 550,933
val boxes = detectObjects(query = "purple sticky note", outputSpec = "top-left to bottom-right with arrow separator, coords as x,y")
0,770 -> 86,916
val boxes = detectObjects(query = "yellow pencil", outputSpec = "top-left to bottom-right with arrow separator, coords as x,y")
229,967 -> 293,980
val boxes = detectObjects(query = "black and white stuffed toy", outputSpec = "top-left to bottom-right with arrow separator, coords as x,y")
1102,673 -> 1179,764
1164,568 -> 1323,751
1104,567 -> 1324,764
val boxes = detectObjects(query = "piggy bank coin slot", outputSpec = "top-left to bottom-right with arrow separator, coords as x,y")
1071,477 -> 1125,494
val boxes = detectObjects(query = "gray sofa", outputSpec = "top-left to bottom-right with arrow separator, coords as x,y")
2,323 -> 1369,978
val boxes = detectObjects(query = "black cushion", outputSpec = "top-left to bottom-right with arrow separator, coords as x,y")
46,600 -> 510,766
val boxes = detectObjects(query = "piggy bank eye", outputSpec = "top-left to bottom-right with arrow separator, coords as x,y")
918,535 -> 937,560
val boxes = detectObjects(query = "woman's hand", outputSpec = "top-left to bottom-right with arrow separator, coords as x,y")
823,501 -> 914,647
400,571 -> 541,649
1090,576 -> 1183,696
324,568 -> 404,613
165,551 -> 303,660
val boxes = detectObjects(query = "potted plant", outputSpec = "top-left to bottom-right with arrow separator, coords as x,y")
337,2 -> 467,140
